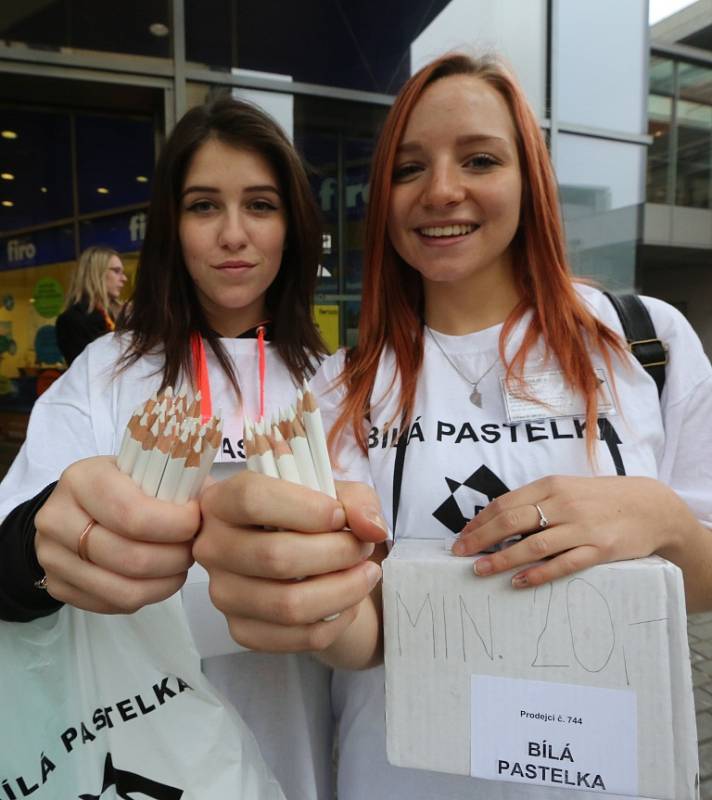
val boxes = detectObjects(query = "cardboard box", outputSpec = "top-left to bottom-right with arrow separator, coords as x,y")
383,539 -> 698,798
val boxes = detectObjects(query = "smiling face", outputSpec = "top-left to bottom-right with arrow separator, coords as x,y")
178,137 -> 287,337
104,254 -> 127,300
387,74 -> 522,305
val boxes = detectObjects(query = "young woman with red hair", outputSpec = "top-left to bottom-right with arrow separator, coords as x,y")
308,52 -> 712,799
192,53 -> 712,798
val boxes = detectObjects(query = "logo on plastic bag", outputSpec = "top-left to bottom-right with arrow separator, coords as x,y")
79,753 -> 183,799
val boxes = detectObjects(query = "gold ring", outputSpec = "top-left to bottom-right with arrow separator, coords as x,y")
78,519 -> 97,562
534,503 -> 549,529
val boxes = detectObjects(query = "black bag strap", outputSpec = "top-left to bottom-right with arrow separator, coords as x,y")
603,292 -> 667,398
391,425 -> 408,539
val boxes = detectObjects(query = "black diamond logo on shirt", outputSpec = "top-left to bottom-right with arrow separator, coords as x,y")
433,465 -> 510,535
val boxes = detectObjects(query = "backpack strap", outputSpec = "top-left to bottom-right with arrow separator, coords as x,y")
603,292 -> 668,398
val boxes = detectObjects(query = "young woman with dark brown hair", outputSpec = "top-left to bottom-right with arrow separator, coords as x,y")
0,95 -> 385,799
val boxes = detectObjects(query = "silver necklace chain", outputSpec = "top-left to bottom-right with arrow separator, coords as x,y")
425,325 -> 499,407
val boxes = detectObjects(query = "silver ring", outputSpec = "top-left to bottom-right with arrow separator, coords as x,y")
534,503 -> 549,529
33,575 -> 48,590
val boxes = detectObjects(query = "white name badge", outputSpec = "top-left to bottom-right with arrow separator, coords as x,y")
471,674 -> 638,795
501,369 -> 615,425
214,416 -> 246,464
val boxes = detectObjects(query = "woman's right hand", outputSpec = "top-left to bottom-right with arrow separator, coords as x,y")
34,455 -> 200,613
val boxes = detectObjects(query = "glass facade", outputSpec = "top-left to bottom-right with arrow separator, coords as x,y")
558,135 -> 645,291
647,54 -> 712,209
0,0 -> 171,58
2,0 -> 711,447
557,0 -> 648,134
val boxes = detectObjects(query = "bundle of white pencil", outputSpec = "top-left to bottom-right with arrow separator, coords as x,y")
243,380 -> 336,499
116,386 -> 222,503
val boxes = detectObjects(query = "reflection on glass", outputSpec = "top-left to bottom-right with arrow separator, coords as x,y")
76,115 -> 154,214
299,131 -> 339,293
0,0 -> 170,58
647,58 -> 674,205
344,138 -> 372,292
0,110 -> 73,232
675,62 -> 712,209
185,0 -> 448,94
557,0 -> 647,134
344,301 -> 361,348
294,95 -> 387,319
557,134 -> 644,290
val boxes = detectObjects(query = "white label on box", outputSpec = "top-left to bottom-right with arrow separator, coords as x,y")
470,675 -> 637,795
501,369 -> 615,424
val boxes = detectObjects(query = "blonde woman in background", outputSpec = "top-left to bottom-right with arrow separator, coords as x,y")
55,245 -> 127,365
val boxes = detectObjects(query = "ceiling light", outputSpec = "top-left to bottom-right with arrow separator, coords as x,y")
136,175 -> 149,183
1,200 -> 14,207
1,130 -> 18,140
149,22 -> 169,37
1,173 -> 14,180
97,187 -> 110,195
40,186 -> 48,193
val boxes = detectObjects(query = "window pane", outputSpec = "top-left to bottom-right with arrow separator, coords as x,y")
557,135 -> 645,290
411,0 -> 547,119
647,57 -> 675,204
0,109 -> 73,232
294,95 -> 386,304
76,115 -> 154,214
0,0 -> 171,58
675,62 -> 712,209
185,0 -> 450,95
557,0 -> 647,133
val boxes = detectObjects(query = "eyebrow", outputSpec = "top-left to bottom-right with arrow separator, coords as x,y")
181,184 -> 282,198
396,134 -> 509,154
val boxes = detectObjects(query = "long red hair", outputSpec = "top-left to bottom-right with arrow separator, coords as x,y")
330,53 -> 625,456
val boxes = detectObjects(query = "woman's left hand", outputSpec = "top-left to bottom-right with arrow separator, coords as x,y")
452,475 -> 694,588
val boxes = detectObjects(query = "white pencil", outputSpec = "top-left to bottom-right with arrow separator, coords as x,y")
141,416 -> 175,496
286,407 -> 321,491
254,420 -> 279,479
156,429 -> 190,501
173,434 -> 202,504
117,407 -> 146,474
301,382 -> 336,498
244,416 -> 262,473
272,426 -> 302,485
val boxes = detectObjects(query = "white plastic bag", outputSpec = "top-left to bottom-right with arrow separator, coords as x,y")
0,594 -> 285,799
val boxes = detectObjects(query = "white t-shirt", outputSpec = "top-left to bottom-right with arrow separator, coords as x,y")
0,333 -> 334,800
313,286 -> 712,800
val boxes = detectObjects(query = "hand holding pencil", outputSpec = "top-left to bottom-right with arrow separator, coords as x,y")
193,380 -> 389,668
33,386 -> 216,614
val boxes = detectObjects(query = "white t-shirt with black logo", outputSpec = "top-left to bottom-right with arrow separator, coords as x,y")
0,333 -> 334,800
313,285 -> 712,800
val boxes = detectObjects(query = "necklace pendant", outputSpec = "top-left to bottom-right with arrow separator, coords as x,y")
469,388 -> 483,407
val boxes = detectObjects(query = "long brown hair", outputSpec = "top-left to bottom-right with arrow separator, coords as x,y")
330,53 -> 625,455
119,96 -> 325,392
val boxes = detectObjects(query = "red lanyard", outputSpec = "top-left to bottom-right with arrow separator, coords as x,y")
190,325 -> 268,423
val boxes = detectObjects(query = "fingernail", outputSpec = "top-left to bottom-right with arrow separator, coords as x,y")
512,572 -> 529,588
360,541 -> 375,559
474,557 -> 493,576
332,504 -> 346,530
363,507 -> 388,534
452,540 -> 466,556
363,560 -> 382,590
